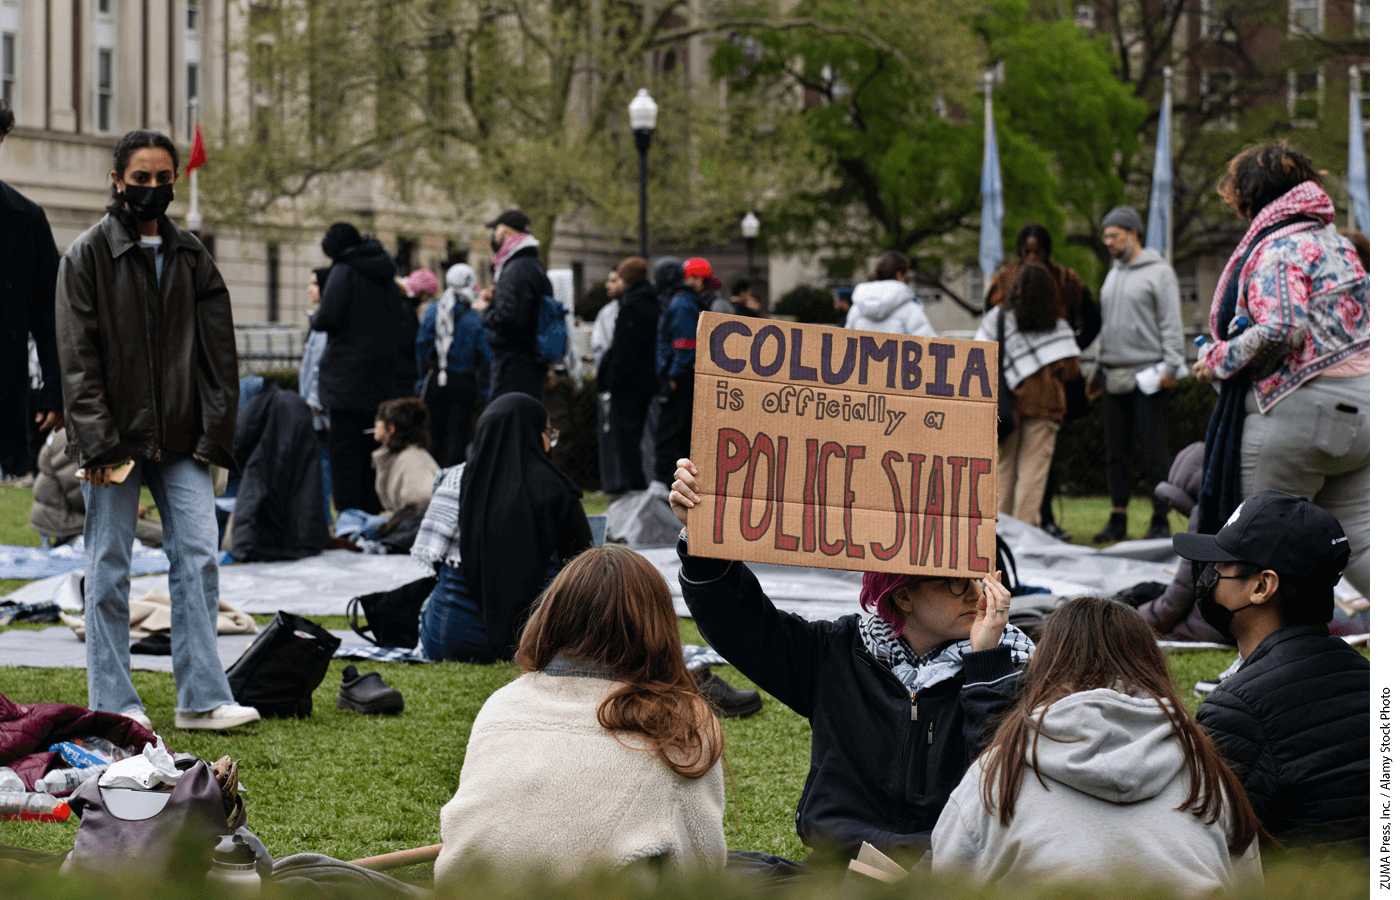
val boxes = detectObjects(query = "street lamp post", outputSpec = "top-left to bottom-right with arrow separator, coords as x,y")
741,211 -> 759,277
628,89 -> 658,258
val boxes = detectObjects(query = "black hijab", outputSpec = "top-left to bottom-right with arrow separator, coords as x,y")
457,393 -> 582,659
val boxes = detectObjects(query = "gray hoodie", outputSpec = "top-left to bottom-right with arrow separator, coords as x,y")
1098,247 -> 1185,372
844,280 -> 936,337
929,688 -> 1261,894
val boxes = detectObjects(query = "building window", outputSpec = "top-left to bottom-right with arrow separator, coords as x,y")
1354,0 -> 1368,35
97,48 -> 114,133
186,0 -> 198,31
1356,66 -> 1369,130
1,33 -> 14,110
185,63 -> 198,140
1200,68 -> 1237,128
1200,0 -> 1224,37
266,242 -> 280,323
1074,4 -> 1095,27
1289,0 -> 1323,35
1288,69 -> 1322,127
97,0 -> 109,11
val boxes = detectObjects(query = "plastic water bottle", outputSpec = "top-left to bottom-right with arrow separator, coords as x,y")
37,763 -> 106,796
0,791 -> 71,822
0,767 -> 23,793
207,833 -> 263,897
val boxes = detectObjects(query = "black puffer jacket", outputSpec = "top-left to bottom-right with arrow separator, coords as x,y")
230,382 -> 329,561
482,244 -> 551,354
310,240 -> 401,412
56,213 -> 238,471
1196,625 -> 1368,848
678,543 -> 1023,863
596,279 -> 659,396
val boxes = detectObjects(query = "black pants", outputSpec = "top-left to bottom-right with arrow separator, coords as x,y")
424,371 -> 478,467
1102,387 -> 1171,516
653,376 -> 695,484
328,408 -> 381,515
600,387 -> 650,494
488,350 -> 545,402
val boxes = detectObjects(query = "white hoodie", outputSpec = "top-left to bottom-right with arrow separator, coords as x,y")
844,280 -> 936,337
929,688 -> 1262,895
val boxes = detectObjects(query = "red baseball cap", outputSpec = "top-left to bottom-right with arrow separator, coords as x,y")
683,258 -> 712,278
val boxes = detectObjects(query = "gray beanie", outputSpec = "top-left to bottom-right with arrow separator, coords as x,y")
1102,205 -> 1144,238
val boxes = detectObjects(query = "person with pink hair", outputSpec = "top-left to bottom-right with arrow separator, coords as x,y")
391,268 -> 439,398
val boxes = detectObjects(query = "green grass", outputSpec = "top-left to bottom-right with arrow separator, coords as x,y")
0,485 -> 1368,893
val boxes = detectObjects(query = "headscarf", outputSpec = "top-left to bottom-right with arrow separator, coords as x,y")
457,393 -> 582,659
405,268 -> 440,298
321,222 -> 362,260
434,263 -> 479,386
652,256 -> 685,309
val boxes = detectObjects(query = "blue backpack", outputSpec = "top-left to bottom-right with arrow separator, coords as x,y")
535,294 -> 570,364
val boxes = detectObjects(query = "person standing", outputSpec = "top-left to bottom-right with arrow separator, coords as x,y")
1087,206 -> 1184,542
974,263 -> 1080,527
416,263 -> 491,467
394,268 -> 436,400
0,98 -> 63,480
299,268 -> 334,524
55,130 -> 258,730
480,210 -> 551,401
1193,144 -> 1368,599
653,258 -> 706,485
597,257 -> 659,494
311,223 -> 401,515
844,251 -> 935,336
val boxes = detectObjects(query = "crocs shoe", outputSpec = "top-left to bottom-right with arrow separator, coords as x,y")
120,707 -> 153,730
175,704 -> 261,730
336,665 -> 405,715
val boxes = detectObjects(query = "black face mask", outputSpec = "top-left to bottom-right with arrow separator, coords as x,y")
122,183 -> 174,222
1195,566 -> 1240,640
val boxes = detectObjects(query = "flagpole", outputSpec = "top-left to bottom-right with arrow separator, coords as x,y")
978,68 -> 1003,283
1162,66 -> 1172,266
1348,65 -> 1359,233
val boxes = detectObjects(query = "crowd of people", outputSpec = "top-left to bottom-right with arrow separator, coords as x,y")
0,102 -> 1371,891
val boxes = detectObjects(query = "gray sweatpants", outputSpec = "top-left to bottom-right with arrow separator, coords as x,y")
1240,373 -> 1369,598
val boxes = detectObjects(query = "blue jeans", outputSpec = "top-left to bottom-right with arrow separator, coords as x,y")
418,564 -> 494,663
82,456 -> 236,714
334,509 -> 389,542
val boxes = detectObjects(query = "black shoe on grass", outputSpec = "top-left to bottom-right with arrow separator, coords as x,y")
697,668 -> 763,718
336,665 -> 405,715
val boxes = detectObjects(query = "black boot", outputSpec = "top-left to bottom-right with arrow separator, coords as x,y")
1144,514 -> 1172,540
1092,512 -> 1127,544
336,665 -> 405,715
697,667 -> 763,718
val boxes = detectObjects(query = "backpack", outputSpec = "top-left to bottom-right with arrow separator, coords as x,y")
535,294 -> 570,364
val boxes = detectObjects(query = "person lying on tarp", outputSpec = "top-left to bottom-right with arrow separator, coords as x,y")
667,458 -> 1032,868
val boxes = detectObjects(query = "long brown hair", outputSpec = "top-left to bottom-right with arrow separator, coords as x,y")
1006,261 -> 1058,335
514,546 -> 723,779
977,597 -> 1262,854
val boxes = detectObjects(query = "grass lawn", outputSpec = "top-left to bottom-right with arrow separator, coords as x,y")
0,485 -> 1366,893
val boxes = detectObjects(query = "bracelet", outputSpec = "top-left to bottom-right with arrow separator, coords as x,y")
679,526 -> 688,543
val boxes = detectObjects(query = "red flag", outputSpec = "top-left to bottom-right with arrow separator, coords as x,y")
186,123 -> 207,175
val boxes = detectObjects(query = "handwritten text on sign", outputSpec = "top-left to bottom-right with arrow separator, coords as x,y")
689,313 -> 1000,577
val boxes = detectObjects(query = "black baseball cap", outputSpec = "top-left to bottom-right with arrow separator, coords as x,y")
485,209 -> 531,232
1173,490 -> 1349,583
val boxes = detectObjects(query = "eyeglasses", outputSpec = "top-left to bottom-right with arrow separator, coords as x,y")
916,576 -> 972,597
1197,563 -> 1255,591
548,428 -> 560,449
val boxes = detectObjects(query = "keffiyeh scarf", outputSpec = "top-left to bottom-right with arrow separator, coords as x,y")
859,614 -> 1034,692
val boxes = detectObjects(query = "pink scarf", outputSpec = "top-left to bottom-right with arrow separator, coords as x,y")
492,232 -> 538,276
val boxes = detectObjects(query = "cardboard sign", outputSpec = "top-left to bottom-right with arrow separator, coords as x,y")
688,312 -> 999,577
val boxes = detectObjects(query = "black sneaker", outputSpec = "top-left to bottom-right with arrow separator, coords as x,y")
1041,522 -> 1071,542
697,668 -> 763,718
336,665 -> 405,715
1144,518 -> 1172,540
1092,514 -> 1127,544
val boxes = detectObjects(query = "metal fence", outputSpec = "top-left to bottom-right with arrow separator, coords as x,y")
235,325 -> 307,377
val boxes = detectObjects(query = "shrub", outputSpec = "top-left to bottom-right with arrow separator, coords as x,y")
774,285 -> 845,325
575,281 -> 611,322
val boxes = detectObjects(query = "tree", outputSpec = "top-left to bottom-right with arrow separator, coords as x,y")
713,0 -> 1142,297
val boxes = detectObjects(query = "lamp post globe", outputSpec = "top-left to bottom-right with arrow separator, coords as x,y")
741,211 -> 759,276
629,89 -> 658,257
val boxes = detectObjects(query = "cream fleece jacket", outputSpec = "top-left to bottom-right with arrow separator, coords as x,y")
929,688 -> 1262,896
435,672 -> 727,883
372,444 -> 439,517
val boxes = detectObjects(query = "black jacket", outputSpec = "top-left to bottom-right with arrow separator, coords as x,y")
393,296 -> 421,399
230,382 -> 329,562
56,213 -> 238,471
677,543 -> 1023,863
310,240 -> 401,412
1196,625 -> 1368,848
596,280 -> 659,397
0,180 -> 62,475
481,246 -> 550,354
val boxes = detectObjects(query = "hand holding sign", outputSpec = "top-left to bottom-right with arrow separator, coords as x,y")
670,458 -> 700,528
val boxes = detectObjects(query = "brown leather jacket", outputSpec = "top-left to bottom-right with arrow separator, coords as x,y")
55,213 -> 238,471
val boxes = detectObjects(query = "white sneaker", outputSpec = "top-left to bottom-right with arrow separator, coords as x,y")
174,703 -> 261,730
119,707 -> 152,729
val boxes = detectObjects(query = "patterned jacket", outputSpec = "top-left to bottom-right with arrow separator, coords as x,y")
1199,181 -> 1368,413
